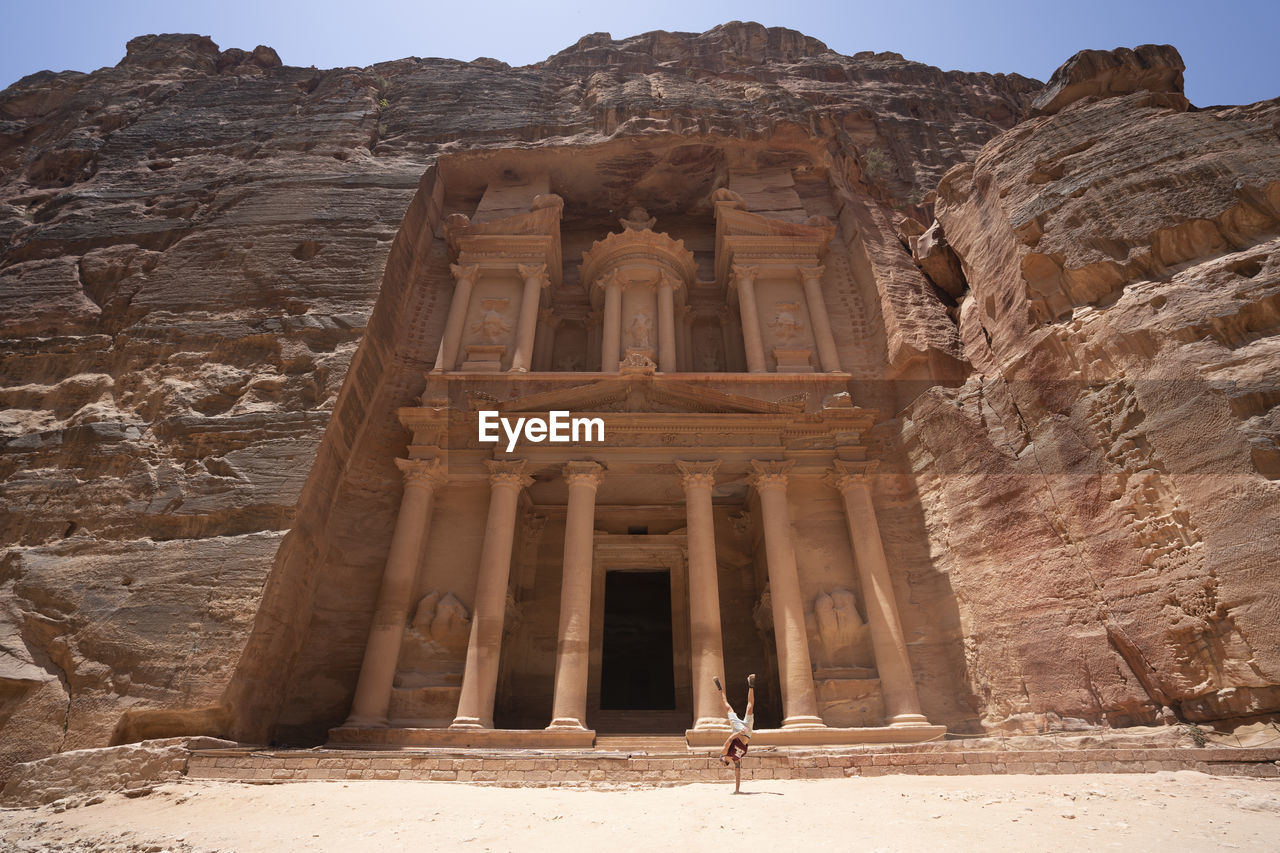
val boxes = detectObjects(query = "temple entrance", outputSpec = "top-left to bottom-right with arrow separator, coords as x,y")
600,570 -> 675,711
588,534 -> 692,733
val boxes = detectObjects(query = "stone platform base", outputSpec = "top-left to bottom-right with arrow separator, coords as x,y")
685,725 -> 947,748
188,743 -> 1280,787
327,726 -> 596,750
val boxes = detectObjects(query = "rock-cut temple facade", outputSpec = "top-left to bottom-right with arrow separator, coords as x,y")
328,162 -> 945,748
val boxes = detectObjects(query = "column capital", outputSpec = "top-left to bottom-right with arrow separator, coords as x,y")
825,459 -> 879,492
730,264 -> 759,287
595,269 -> 624,292
395,457 -> 447,488
450,263 -> 480,285
676,460 -> 721,489
658,269 -> 684,293
486,459 -> 534,490
798,264 -> 826,283
562,460 -> 605,489
748,459 -> 795,492
517,262 -> 550,288
538,307 -> 561,326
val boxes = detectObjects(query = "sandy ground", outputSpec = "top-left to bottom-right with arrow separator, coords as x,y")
2,771 -> 1279,853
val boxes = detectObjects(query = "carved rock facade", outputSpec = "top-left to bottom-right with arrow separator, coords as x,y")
0,24 -> 1275,770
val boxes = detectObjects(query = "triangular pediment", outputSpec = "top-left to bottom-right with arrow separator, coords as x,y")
478,375 -> 802,415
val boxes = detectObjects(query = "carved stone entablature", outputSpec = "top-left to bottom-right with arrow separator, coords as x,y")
713,201 -> 835,287
445,196 -> 563,286
580,228 -> 697,304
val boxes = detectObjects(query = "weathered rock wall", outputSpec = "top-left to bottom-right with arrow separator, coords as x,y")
904,65 -> 1280,728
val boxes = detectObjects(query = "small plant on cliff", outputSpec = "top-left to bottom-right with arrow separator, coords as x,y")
378,97 -> 389,109
1183,722 -> 1207,747
862,146 -> 890,180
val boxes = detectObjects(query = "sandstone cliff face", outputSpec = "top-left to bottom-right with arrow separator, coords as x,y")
0,20 -> 1274,771
906,71 -> 1280,728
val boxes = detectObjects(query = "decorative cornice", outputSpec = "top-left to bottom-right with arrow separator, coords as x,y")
580,228 -> 697,292
748,459 -> 794,492
486,459 -> 534,490
396,457 -> 447,488
562,460 -> 605,489
676,460 -> 720,489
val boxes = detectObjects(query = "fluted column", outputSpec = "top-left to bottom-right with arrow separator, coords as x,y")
599,271 -> 623,372
345,458 -> 446,726
826,460 -> 930,727
510,263 -> 549,373
451,460 -> 533,729
548,461 -> 605,730
731,265 -> 766,373
432,264 -> 479,372
657,272 -> 678,373
749,460 -> 824,728
677,461 -> 729,731
799,265 -> 842,372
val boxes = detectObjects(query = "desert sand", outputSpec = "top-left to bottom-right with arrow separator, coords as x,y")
2,771 -> 1279,852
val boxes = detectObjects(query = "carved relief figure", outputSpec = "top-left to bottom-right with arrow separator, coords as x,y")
627,312 -> 654,348
693,320 -> 725,371
769,302 -> 805,344
410,590 -> 472,653
471,298 -> 512,343
619,205 -> 656,231
813,588 -> 870,669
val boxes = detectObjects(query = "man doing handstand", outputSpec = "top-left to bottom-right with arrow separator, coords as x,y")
715,673 -> 754,794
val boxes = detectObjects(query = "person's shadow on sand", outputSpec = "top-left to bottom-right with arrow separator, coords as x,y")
731,791 -> 783,796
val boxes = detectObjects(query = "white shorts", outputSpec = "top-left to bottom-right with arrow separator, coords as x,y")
728,710 -> 754,738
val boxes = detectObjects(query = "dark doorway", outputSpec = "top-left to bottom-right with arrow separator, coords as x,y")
600,570 -> 675,710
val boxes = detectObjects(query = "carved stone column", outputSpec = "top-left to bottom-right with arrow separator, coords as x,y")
548,461 -> 605,730
749,460 -> 824,728
799,265 -> 842,372
657,272 -> 678,373
731,265 -> 766,373
677,461 -> 729,731
452,460 -> 533,729
432,263 -> 478,373
826,460 -> 930,726
599,270 -> 623,372
511,263 -> 549,373
533,308 -> 559,372
345,458 -> 446,726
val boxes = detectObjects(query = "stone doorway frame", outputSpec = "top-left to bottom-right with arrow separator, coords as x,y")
587,533 -> 691,733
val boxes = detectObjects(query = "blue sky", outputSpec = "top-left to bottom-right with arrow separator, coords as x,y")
1,0 -> 1276,106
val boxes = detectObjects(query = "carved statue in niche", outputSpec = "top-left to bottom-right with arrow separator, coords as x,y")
551,321 -> 587,372
619,205 -> 656,231
769,302 -> 805,344
471,298 -> 512,343
627,312 -> 654,348
693,320 -> 725,371
409,590 -> 472,652
811,588 -> 872,670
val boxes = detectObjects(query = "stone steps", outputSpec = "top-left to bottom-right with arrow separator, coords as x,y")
187,744 -> 1280,787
